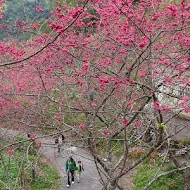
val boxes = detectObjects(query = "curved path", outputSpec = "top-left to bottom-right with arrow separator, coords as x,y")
41,138 -> 102,190
0,128 -> 102,190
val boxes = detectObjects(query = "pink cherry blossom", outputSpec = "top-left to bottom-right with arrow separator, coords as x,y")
139,70 -> 147,78
7,147 -> 14,155
35,5 -> 44,12
134,121 -> 143,128
183,107 -> 190,113
178,96 -> 189,107
103,130 -> 110,136
36,141 -> 42,148
29,134 -> 37,140
78,124 -> 85,130
45,158 -> 51,164
121,118 -> 128,126
91,102 -> 97,107
82,63 -> 90,71
126,100 -> 136,108
54,113 -> 62,122
154,101 -> 160,110
138,42 -> 146,48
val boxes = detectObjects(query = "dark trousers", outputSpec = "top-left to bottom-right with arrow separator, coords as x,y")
67,170 -> 75,185
58,144 -> 61,152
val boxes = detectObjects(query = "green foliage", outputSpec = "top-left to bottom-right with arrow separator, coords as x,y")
167,0 -> 182,3
48,103 -> 59,116
45,0 -> 79,8
0,0 -> 51,40
0,144 -> 60,190
96,140 -> 107,157
66,0 -> 79,6
96,138 -> 124,158
95,117 -> 107,128
30,164 -> 60,190
64,113 -> 86,125
45,88 -> 61,118
111,140 -> 124,156
156,123 -> 168,131
134,160 -> 184,190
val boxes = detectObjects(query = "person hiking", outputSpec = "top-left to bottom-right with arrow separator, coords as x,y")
58,133 -> 64,153
55,133 -> 65,153
54,136 -> 59,153
65,156 -> 77,188
76,160 -> 84,183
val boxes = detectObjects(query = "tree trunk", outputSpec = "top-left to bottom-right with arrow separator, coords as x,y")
109,179 -> 117,190
183,170 -> 190,190
20,164 -> 28,190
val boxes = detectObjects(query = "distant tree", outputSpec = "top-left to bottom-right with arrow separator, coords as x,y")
0,0 -> 50,40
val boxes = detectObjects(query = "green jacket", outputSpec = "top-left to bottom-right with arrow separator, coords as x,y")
65,159 -> 77,171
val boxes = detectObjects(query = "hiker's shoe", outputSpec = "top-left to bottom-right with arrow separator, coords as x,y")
66,185 -> 70,188
72,181 -> 74,184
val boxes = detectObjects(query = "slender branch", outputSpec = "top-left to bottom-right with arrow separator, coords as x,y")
143,165 -> 190,190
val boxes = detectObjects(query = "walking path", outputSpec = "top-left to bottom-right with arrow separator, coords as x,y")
41,138 -> 102,190
0,128 -> 102,190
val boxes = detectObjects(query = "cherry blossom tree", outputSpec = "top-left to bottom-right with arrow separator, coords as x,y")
0,0 -> 190,189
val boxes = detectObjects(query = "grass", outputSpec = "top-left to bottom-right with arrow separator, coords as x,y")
0,141 -> 60,190
134,158 -> 184,190
30,164 -> 60,190
96,136 -> 126,161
